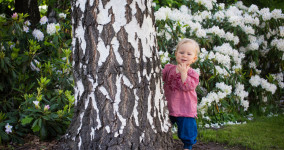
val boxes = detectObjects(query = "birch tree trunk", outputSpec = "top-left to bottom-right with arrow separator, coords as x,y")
61,0 -> 173,149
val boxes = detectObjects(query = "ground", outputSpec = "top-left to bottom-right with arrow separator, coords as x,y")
0,135 -> 248,150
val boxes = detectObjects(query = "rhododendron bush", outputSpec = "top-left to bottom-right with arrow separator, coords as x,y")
0,12 -> 74,143
155,0 -> 284,125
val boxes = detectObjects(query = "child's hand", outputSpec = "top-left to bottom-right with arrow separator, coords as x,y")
177,63 -> 190,83
177,63 -> 190,74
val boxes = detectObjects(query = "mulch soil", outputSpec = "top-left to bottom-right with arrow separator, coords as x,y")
0,135 -> 248,150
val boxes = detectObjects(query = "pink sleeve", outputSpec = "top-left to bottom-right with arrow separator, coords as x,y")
178,69 -> 199,91
162,64 -> 170,82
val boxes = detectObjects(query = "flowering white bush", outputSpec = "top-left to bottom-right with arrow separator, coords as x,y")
32,29 -> 44,41
155,0 -> 284,124
59,13 -> 67,19
39,16 -> 48,25
47,23 -> 60,35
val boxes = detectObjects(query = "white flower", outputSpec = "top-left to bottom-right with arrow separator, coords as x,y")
247,42 -> 259,51
47,23 -> 60,35
165,32 -> 171,40
260,8 -> 271,21
207,26 -> 225,37
200,11 -> 212,20
32,29 -> 44,41
261,79 -> 277,94
195,29 -> 206,38
217,91 -> 226,99
33,101 -> 39,106
228,16 -> 242,27
190,22 -> 202,32
193,15 -> 202,22
204,116 -> 211,121
193,68 -> 200,76
233,36 -> 240,45
154,7 -> 172,21
59,13 -> 67,19
249,75 -> 261,87
248,35 -> 257,43
271,9 -> 283,19
253,17 -> 260,26
205,124 -> 210,128
213,11 -> 225,21
280,26 -> 284,37
275,73 -> 283,83
279,82 -> 284,88
271,38 -> 284,51
24,20 -> 31,26
241,25 -> 255,34
225,32 -> 234,42
234,83 -> 248,100
39,5 -> 48,12
30,59 -> 40,72
240,100 -> 249,111
5,123 -> 13,134
263,96 -> 267,102
23,26 -> 29,33
0,13 -> 5,18
248,4 -> 258,13
216,82 -> 232,95
249,62 -> 257,69
40,16 -> 48,25
180,5 -> 189,14
211,123 -> 220,128
160,51 -> 170,63
203,1 -> 213,10
208,51 -> 215,60
235,1 -> 247,10
218,3 -> 225,10
226,6 -> 242,16
215,52 -> 231,67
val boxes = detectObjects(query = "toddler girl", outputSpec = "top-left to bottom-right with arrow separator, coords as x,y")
162,38 -> 200,150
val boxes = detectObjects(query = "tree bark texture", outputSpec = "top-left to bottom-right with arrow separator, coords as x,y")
62,0 -> 174,149
14,0 -> 40,28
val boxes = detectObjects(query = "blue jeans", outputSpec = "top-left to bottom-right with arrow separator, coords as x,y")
170,116 -> 197,149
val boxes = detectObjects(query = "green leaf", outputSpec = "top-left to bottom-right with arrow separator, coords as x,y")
32,125 -> 40,132
39,118 -> 42,128
32,119 -> 39,128
21,116 -> 34,125
40,124 -> 47,140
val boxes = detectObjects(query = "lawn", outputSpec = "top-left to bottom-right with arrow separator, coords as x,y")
198,114 -> 284,150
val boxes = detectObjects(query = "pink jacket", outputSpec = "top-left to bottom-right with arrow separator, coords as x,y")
162,64 -> 199,118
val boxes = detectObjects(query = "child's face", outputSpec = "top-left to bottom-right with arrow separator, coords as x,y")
175,43 -> 198,66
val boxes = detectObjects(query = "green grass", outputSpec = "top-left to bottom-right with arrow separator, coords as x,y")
198,115 -> 284,150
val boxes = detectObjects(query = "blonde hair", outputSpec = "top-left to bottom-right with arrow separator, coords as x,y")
175,38 -> 200,55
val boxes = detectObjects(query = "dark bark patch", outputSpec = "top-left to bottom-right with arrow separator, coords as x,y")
101,0 -> 110,8
100,22 -> 115,47
117,27 -> 129,50
135,2 -> 144,27
125,4 -> 132,23
119,83 -> 135,118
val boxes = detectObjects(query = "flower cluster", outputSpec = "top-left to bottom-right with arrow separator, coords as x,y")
32,29 -> 44,41
158,51 -> 170,64
5,123 -> 13,134
249,75 -> 277,94
59,13 -> 67,19
47,23 -> 60,35
40,16 -> 48,25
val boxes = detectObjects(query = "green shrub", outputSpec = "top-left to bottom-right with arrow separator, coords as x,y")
0,11 -> 73,143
